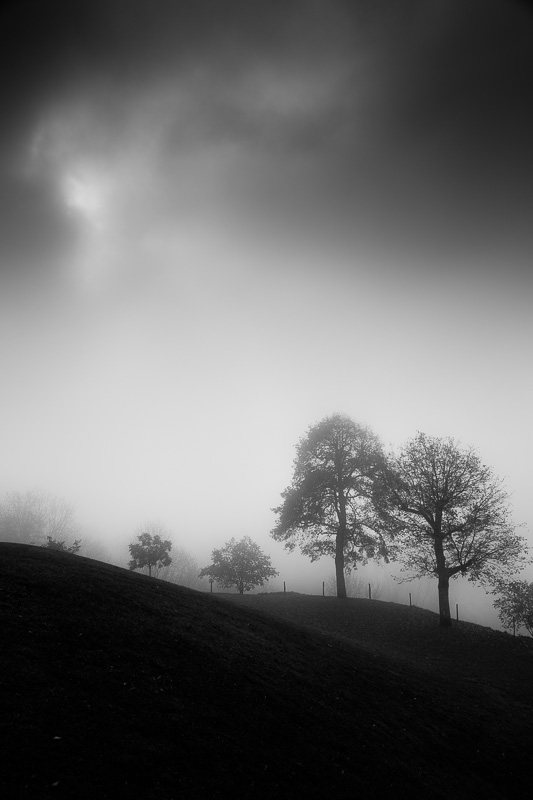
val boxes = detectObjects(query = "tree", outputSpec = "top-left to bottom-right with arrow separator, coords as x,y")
271,414 -> 389,598
384,432 -> 527,627
129,532 -> 172,577
493,580 -> 533,636
199,536 -> 278,594
0,490 -> 78,546
42,536 -> 82,554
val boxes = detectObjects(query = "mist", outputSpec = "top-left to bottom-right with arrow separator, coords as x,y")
1,0 -> 532,630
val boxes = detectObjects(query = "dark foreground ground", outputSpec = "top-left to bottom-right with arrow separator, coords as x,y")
1,544 -> 532,799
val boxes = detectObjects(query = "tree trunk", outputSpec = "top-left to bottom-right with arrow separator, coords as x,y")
335,529 -> 347,599
335,477 -> 348,599
434,535 -> 451,627
437,572 -> 452,627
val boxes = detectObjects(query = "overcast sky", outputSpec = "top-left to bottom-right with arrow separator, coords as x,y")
1,0 -> 532,600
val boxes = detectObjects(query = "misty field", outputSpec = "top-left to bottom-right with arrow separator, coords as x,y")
2,543 -> 532,798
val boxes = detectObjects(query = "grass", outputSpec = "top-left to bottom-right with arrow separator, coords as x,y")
1,543 -> 532,799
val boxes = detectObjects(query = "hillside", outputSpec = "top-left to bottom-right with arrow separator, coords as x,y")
1,544 -> 532,799
225,591 -> 533,705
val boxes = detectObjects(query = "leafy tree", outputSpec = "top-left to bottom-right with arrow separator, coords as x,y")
199,536 -> 278,594
0,490 -> 78,545
42,535 -> 82,553
493,580 -> 533,636
271,414 -> 389,598
129,532 -> 172,577
383,432 -> 527,627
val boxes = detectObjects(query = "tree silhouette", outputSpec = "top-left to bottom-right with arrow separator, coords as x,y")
200,536 -> 278,594
42,536 -> 81,553
129,532 -> 172,578
384,432 -> 527,627
272,414 -> 389,598
493,580 -> 533,636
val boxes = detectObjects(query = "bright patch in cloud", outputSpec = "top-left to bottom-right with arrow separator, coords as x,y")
62,172 -> 107,227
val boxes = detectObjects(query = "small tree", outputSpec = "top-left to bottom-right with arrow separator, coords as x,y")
42,536 -> 82,554
383,432 -> 527,627
199,536 -> 278,594
129,532 -> 172,577
493,580 -> 533,636
271,414 -> 389,598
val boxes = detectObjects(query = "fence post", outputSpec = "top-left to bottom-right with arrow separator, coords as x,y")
283,581 -> 286,594
210,579 -> 213,593
368,583 -> 372,601
456,603 -> 459,622
409,592 -> 412,607
322,580 -> 325,597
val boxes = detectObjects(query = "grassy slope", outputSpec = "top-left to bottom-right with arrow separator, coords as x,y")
1,544 -> 532,799
226,591 -> 533,704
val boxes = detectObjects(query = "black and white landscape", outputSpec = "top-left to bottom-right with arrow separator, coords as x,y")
1,2 -> 533,795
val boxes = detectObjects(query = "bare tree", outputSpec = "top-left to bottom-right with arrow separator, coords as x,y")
383,433 -> 527,627
0,490 -> 78,546
272,414 -> 389,598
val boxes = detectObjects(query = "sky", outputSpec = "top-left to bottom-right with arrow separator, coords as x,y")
1,0 -> 532,616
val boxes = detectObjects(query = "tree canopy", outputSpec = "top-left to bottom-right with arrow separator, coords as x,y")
271,414 -> 389,598
493,580 -> 533,637
129,532 -> 172,577
383,432 -> 527,626
199,536 -> 278,594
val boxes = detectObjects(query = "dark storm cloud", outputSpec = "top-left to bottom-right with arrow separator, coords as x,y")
1,0 -> 336,133
2,0 -> 533,269
1,0 -> 346,264
3,0 -> 533,152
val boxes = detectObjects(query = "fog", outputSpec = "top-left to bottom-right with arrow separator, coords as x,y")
1,0 -> 532,629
